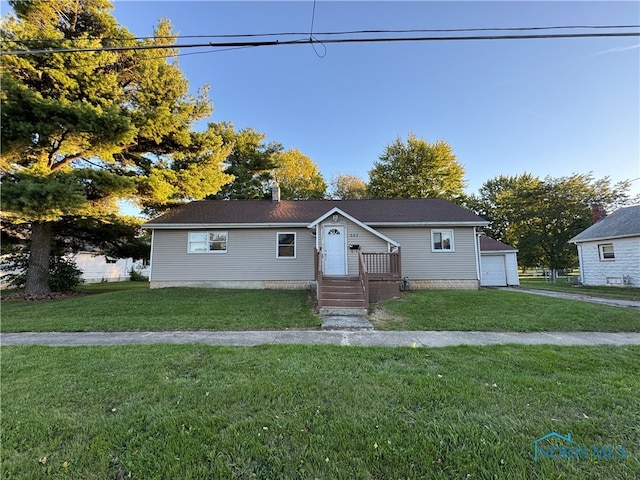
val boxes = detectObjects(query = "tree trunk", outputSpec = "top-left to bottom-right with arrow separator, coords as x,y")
24,221 -> 53,295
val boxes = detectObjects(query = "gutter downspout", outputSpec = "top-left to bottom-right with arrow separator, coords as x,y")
474,228 -> 482,286
148,229 -> 155,284
576,243 -> 584,284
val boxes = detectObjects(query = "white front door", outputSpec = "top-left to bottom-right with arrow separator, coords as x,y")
323,226 -> 346,275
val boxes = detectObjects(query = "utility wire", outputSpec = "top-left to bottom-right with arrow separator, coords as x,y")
308,0 -> 326,58
8,24 -> 640,43
2,31 -> 639,56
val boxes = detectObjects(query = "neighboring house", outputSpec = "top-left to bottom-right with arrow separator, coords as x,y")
142,192 -> 490,310
0,252 -> 148,288
73,252 -> 149,284
479,236 -> 520,287
569,205 -> 640,286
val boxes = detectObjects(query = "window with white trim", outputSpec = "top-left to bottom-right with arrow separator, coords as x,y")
187,231 -> 227,253
598,243 -> 615,261
431,230 -> 454,252
277,232 -> 296,258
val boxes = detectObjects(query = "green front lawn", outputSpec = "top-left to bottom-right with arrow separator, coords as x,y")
3,285 -> 639,333
1,287 -> 321,332
370,289 -> 640,332
2,344 -> 638,479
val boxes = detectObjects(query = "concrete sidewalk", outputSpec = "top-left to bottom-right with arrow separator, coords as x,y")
2,330 -> 639,348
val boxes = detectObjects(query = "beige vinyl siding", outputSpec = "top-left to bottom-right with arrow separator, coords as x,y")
318,215 -> 389,276
377,227 -> 478,280
150,228 -> 315,282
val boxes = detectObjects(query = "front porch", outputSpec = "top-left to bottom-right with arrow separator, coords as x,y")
315,249 -> 402,313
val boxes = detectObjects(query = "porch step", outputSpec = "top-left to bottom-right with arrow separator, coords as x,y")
319,276 -> 367,310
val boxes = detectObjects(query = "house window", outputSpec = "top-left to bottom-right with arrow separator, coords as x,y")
188,231 -> 227,253
277,232 -> 296,258
432,230 -> 454,252
598,243 -> 615,261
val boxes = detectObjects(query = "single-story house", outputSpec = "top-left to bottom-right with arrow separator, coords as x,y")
0,252 -> 148,289
479,236 -> 520,287
569,205 -> 640,286
142,192 -> 490,310
73,252 -> 149,284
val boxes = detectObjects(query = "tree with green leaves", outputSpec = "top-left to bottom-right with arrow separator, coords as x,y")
469,172 -> 632,271
368,133 -> 466,199
210,122 -> 281,200
1,0 -> 232,294
329,173 -> 368,199
272,148 -> 326,199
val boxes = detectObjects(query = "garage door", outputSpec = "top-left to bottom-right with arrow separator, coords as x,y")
481,255 -> 507,286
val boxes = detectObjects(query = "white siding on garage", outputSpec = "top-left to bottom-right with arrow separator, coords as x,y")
505,252 -> 520,285
150,228 -> 315,282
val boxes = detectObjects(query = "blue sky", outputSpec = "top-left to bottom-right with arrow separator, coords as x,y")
5,1 -> 640,197
108,1 -> 639,198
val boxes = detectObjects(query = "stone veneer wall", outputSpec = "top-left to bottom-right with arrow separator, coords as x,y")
150,280 -> 314,290
408,279 -> 479,290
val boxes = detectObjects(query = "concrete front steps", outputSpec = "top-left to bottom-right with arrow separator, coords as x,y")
318,277 -> 368,316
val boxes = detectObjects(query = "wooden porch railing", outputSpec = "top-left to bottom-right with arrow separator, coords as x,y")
317,247 -> 401,306
361,248 -> 402,278
315,248 -> 323,300
358,251 -> 370,305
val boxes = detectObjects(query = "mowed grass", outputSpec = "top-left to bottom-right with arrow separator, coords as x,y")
519,278 -> 640,302
370,289 -> 640,332
1,287 -> 321,332
2,344 -> 638,479
3,284 -> 639,333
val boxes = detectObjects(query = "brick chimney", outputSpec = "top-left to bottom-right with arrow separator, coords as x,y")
271,184 -> 280,202
591,204 -> 606,224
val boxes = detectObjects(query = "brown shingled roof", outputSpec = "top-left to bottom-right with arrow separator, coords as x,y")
144,198 -> 489,227
479,236 -> 517,252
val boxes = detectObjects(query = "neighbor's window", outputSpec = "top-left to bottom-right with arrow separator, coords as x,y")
188,231 -> 227,253
277,232 -> 296,258
431,230 -> 454,252
598,243 -> 615,261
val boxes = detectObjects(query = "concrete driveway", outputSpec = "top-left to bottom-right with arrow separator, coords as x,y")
504,287 -> 640,309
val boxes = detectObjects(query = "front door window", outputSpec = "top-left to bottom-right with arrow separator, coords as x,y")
323,226 -> 346,275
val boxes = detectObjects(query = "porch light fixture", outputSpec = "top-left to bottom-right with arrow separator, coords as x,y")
332,214 -> 339,222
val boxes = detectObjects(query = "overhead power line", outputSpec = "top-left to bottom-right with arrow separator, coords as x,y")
2,31 -> 639,56
9,24 -> 640,43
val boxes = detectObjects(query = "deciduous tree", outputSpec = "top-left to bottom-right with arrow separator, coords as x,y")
330,173 -> 368,199
469,172 -> 632,271
273,148 -> 326,199
368,133 -> 466,200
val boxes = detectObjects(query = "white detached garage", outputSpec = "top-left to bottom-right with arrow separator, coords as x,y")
479,236 -> 520,287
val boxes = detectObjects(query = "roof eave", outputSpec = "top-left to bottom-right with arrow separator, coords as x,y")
307,207 -> 400,247
142,222 -> 309,229
570,233 -> 640,243
369,221 -> 491,227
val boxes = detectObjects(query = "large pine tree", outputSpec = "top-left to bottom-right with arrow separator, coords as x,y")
1,0 -> 232,294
